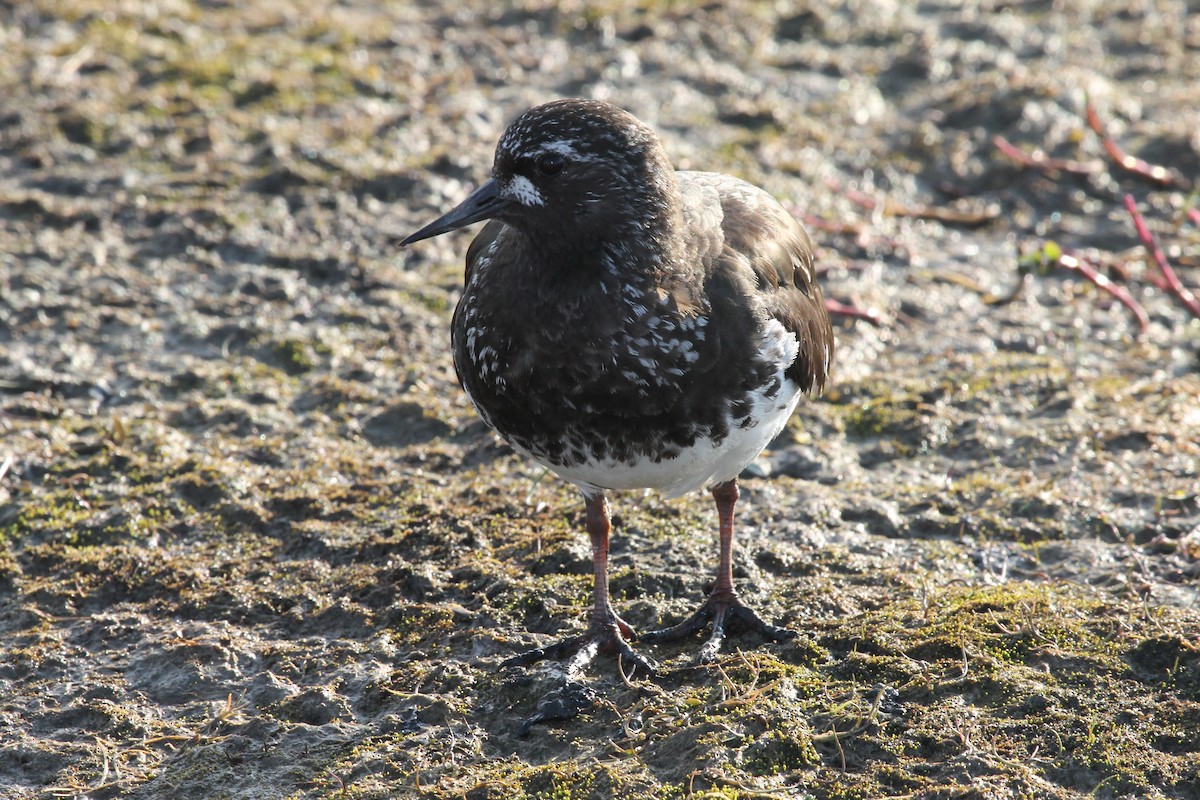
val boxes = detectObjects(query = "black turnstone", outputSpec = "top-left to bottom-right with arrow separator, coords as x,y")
403,98 -> 834,674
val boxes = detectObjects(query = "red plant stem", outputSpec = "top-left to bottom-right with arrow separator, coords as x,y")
1086,103 -> 1180,186
1092,252 -> 1166,290
992,135 -> 1101,175
1123,194 -> 1200,319
1057,250 -> 1149,333
798,212 -> 864,236
825,178 -> 880,212
825,298 -> 882,325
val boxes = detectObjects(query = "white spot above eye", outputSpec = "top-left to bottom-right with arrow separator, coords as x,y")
540,140 -> 579,157
504,175 -> 545,207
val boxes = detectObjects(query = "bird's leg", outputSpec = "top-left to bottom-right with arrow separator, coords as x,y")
644,479 -> 795,663
585,491 -> 634,640
504,492 -> 658,735
502,491 -> 656,677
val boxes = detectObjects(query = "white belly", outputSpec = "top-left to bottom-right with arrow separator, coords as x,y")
516,377 -> 802,498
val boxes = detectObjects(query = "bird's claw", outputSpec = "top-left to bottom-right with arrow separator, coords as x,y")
643,593 -> 795,663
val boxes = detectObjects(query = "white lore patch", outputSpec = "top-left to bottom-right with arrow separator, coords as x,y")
536,318 -> 802,499
503,175 -> 545,207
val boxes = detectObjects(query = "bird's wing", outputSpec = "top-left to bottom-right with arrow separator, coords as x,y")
680,172 -> 834,394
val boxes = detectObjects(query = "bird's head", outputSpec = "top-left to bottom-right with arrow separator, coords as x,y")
402,99 -> 679,250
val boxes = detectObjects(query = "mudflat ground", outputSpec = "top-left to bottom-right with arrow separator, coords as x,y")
1,1 -> 1198,798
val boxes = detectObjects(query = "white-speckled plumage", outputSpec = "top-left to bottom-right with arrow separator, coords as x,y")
529,318 -> 802,498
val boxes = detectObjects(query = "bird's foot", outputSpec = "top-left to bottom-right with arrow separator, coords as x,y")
501,624 -> 657,677
643,592 -> 795,664
502,618 -> 658,735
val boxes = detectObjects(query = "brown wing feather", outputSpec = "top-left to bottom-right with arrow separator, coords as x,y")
711,182 -> 834,394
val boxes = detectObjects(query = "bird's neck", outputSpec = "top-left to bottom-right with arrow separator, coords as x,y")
517,201 -> 685,296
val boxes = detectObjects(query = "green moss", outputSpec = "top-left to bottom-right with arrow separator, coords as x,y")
398,287 -> 453,314
838,395 -> 923,439
386,603 -> 458,647
743,726 -> 819,775
9,489 -> 102,542
520,765 -> 597,799
276,338 -> 318,375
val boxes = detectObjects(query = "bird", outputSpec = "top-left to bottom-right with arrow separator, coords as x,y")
402,98 -> 833,680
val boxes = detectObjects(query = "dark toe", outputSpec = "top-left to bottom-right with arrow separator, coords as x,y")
614,637 -> 659,678
644,594 -> 795,661
728,601 -> 796,641
517,679 -> 598,736
501,633 -> 589,670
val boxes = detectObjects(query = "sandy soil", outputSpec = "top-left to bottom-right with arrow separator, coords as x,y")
2,1 -> 1198,798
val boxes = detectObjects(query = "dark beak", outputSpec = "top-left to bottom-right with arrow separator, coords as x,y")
400,179 -> 515,245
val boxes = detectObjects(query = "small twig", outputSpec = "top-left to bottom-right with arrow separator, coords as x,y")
924,268 -> 1023,306
992,134 -> 1102,176
95,741 -> 112,789
138,734 -> 204,747
616,651 -> 636,689
812,687 -> 885,749
825,298 -> 883,326
814,259 -> 874,275
1123,194 -> 1200,319
826,178 -> 999,226
1086,101 -> 1184,187
906,202 -> 1001,227
982,271 -> 1028,306
705,774 -> 793,799
712,657 -> 738,701
830,721 -> 848,773
523,467 -> 550,506
615,651 -> 660,693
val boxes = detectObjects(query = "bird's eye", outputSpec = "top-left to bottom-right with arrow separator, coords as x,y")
537,152 -> 565,176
